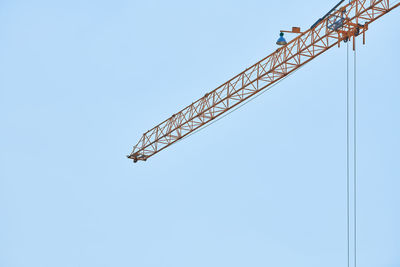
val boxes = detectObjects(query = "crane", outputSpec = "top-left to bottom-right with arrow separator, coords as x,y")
128,0 -> 400,163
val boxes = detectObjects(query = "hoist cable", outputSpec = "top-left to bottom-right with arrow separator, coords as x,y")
346,40 -> 350,267
354,38 -> 357,267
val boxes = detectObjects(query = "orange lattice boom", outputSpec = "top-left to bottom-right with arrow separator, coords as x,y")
128,0 -> 399,163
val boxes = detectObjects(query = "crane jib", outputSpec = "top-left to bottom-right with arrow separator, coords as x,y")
128,0 -> 400,163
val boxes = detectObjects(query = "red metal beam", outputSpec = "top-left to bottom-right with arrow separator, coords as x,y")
128,0 -> 399,163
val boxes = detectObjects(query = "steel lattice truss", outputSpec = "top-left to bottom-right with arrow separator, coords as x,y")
128,0 -> 399,162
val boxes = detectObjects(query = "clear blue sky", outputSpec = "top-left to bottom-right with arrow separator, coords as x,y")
1,0 -> 399,266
